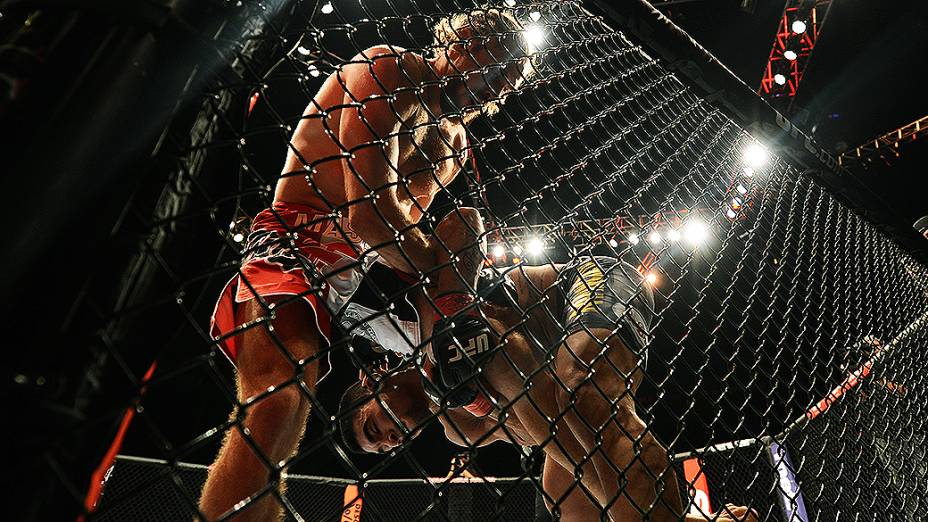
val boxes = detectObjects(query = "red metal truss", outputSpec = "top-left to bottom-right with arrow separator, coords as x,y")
839,114 -> 928,169
758,1 -> 834,106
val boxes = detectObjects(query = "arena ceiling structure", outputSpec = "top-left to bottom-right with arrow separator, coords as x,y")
653,0 -> 928,259
3,0 -> 928,521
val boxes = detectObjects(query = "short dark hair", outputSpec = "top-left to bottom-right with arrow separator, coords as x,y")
337,381 -> 371,454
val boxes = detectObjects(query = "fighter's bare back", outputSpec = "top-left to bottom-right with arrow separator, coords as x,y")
275,45 -> 468,221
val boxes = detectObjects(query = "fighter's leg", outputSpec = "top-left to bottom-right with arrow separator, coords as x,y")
198,297 -> 321,521
553,327 -> 683,521
542,455 -> 603,522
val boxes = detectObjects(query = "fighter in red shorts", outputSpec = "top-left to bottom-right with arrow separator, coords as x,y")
199,8 -> 535,521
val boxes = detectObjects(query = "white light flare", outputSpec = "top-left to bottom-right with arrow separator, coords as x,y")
784,50 -> 798,61
320,2 -> 334,14
526,237 -> 544,256
522,24 -> 545,51
492,244 -> 506,259
744,143 -> 769,168
792,20 -> 807,34
684,219 -> 709,247
774,73 -> 787,86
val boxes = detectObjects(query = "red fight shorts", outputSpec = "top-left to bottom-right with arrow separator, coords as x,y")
210,201 -> 371,375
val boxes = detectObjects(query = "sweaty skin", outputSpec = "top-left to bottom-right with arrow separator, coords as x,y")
277,42 -> 525,274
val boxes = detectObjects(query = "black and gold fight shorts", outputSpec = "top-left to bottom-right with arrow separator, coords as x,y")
559,256 -> 655,364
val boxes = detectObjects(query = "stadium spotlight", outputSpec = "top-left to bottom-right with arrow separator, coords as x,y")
773,73 -> 787,85
297,46 -> 312,56
609,238 -> 619,248
308,64 -> 321,77
736,184 -> 748,195
523,24 -> 545,50
492,244 -> 505,258
530,10 -> 542,21
792,20 -> 807,34
667,229 -> 681,242
684,219 -> 709,247
504,0 -> 516,5
726,208 -> 737,219
648,231 -> 662,245
526,237 -> 544,256
320,2 -> 334,14
784,50 -> 798,61
645,272 -> 659,285
744,143 -> 769,168
628,232 -> 640,245
233,233 -> 245,243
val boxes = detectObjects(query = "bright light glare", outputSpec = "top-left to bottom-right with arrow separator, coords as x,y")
297,46 -> 312,56
523,24 -> 545,50
737,184 -> 748,195
667,229 -> 681,242
684,220 -> 709,247
530,10 -> 542,21
628,233 -> 640,245
744,143 -> 769,168
526,237 -> 544,256
726,208 -> 737,219
320,2 -> 334,14
784,50 -> 798,61
792,20 -> 807,34
512,245 -> 524,256
492,244 -> 505,258
504,0 -> 516,5
233,233 -> 245,243
308,64 -> 320,77
774,73 -> 787,86
645,272 -> 658,285
648,231 -> 662,245
609,238 -> 619,248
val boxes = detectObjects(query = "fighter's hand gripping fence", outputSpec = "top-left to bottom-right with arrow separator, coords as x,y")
16,0 -> 928,521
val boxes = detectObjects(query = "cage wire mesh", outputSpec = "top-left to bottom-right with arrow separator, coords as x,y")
39,0 -> 928,520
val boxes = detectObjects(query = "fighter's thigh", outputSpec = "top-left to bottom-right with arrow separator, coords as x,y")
554,327 -> 642,396
234,296 -> 323,398
542,456 -> 603,521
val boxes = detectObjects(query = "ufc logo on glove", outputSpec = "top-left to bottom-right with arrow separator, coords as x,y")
448,333 -> 490,362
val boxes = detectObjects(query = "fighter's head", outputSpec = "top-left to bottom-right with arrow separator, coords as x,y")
337,365 -> 431,454
431,7 -> 537,117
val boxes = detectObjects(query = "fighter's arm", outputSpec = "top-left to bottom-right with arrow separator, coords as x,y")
430,402 -> 510,448
339,48 -> 434,274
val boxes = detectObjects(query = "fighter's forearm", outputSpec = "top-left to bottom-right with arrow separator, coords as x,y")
349,197 -> 435,274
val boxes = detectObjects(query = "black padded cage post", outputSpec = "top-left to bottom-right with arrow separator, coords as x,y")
5,0 -> 928,521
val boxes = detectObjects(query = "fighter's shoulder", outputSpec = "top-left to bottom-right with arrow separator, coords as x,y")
349,45 -> 426,87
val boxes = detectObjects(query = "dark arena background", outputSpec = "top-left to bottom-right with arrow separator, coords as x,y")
5,0 -> 928,520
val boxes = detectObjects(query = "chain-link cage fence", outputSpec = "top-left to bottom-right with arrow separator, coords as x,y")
10,0 -> 928,520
